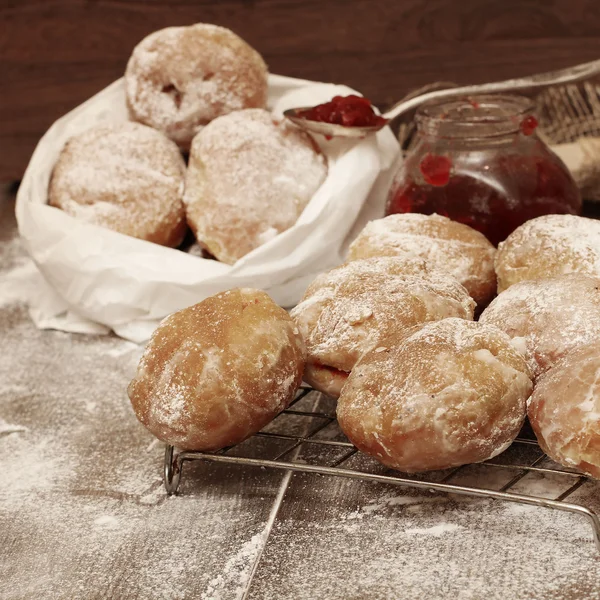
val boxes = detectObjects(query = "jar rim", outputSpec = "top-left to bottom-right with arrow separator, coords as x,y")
416,94 -> 535,139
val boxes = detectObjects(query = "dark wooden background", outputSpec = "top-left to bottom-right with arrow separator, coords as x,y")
2,0 -> 600,181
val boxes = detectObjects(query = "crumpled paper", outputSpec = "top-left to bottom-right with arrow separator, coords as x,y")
551,137 -> 600,203
16,74 -> 399,342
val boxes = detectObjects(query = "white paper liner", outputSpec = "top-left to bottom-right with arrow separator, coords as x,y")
15,74 -> 399,342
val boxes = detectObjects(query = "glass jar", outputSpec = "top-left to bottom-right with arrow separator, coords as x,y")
385,95 -> 581,245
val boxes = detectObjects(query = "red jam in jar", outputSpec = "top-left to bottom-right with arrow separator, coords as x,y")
298,95 -> 388,128
386,95 -> 581,245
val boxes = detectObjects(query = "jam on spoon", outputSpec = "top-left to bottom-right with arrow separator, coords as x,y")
297,95 -> 388,128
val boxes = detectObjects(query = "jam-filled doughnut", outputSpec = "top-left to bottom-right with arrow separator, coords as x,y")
347,213 -> 496,306
128,289 -> 305,450
528,343 -> 600,479
49,122 -> 186,247
480,273 -> 600,379
337,318 -> 532,473
125,23 -> 269,147
290,256 -> 475,398
184,109 -> 327,264
496,214 -> 600,293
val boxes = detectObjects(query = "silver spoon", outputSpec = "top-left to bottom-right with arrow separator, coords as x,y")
284,58 -> 600,139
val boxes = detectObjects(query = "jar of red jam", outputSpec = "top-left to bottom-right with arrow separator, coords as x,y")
386,95 -> 581,245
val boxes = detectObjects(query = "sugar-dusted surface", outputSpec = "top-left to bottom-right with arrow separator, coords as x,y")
496,214 -> 600,292
529,343 -> 600,479
480,273 -> 600,378
0,189 -> 288,600
348,213 -> 497,306
291,257 -> 475,396
49,122 -> 187,247
2,186 -> 600,600
337,318 -> 532,473
184,108 -> 327,265
128,288 -> 305,450
246,473 -> 600,600
125,24 -> 269,147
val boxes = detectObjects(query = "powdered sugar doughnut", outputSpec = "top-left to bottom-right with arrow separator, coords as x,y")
49,122 -> 186,247
184,109 -> 327,264
128,288 -> 305,450
338,318 -> 532,473
348,213 -> 496,306
496,215 -> 600,293
125,24 -> 268,147
479,273 -> 600,379
529,343 -> 600,479
291,257 -> 475,398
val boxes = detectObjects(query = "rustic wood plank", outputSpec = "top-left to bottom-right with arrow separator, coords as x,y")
244,470 -> 600,599
3,0 -> 600,179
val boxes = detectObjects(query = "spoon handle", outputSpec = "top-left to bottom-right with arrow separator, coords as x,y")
383,58 -> 600,122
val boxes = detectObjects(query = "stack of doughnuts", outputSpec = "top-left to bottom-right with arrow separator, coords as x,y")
129,256 -> 533,474
290,256 -> 475,397
289,233 -> 533,472
337,212 -> 600,476
129,212 -> 600,480
49,23 -> 327,258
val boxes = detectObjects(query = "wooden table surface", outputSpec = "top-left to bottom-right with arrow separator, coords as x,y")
2,183 -> 600,600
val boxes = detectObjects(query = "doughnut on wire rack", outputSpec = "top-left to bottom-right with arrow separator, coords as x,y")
163,386 -> 600,554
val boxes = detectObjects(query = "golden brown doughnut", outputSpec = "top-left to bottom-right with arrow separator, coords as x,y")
528,343 -> 600,479
337,318 -> 532,473
184,109 -> 327,264
49,122 -> 186,247
347,213 -> 496,306
479,273 -> 600,379
125,24 -> 268,147
128,288 -> 305,450
290,256 -> 475,398
496,214 -> 600,293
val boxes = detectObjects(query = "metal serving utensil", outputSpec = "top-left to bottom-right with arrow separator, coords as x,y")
284,58 -> 600,139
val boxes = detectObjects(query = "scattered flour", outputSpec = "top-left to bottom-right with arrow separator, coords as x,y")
0,255 -> 39,309
0,419 -> 27,435
201,530 -> 269,600
94,515 -> 120,529
404,523 -> 464,536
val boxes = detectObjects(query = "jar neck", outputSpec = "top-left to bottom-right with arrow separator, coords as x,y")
416,94 -> 536,145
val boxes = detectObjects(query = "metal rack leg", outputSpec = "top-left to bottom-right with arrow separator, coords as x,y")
164,445 -> 182,495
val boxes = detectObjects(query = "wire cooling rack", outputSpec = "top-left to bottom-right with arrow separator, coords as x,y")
163,386 -> 600,553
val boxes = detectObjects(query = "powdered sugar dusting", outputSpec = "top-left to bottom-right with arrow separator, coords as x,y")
480,273 -> 600,378
245,475 -> 600,600
291,257 -> 475,375
496,214 -> 600,292
0,281 -> 285,600
201,530 -> 268,600
184,108 -> 328,264
337,318 -> 531,472
128,288 -> 305,449
529,343 -> 600,478
348,213 -> 496,305
49,121 -> 186,246
0,419 -> 27,435
404,523 -> 464,536
125,24 -> 269,146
